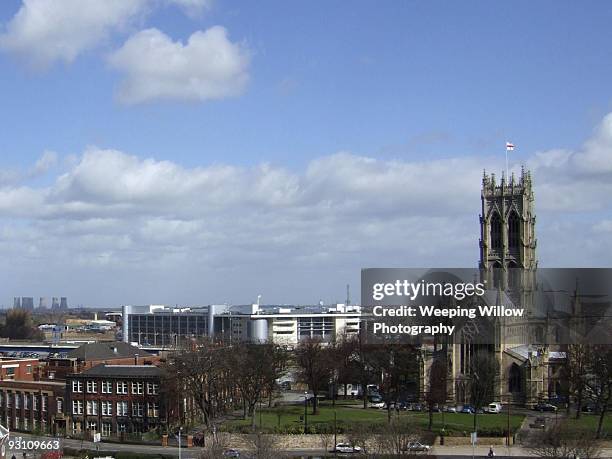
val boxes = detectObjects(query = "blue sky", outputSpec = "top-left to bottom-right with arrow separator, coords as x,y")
0,1 -> 611,307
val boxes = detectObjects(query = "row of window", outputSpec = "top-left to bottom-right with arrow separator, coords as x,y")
0,392 -> 51,411
72,419 -> 155,436
5,416 -> 47,432
72,380 -> 159,395
72,400 -> 159,418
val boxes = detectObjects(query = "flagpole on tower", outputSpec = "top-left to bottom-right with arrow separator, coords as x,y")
505,141 -> 515,181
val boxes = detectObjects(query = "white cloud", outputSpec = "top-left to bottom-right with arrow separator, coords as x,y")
31,150 -> 58,175
108,27 -> 250,104
0,0 -> 150,68
1,113 -> 612,304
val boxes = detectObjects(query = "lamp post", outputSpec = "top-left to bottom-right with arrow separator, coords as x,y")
178,426 -> 183,459
303,392 -> 309,434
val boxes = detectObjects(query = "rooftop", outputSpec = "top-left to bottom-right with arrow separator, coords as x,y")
79,364 -> 161,378
67,342 -> 151,361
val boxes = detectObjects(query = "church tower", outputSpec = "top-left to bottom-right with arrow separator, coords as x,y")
479,168 -> 537,289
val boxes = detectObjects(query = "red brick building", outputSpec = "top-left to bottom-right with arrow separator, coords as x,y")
65,364 -> 165,438
0,358 -> 41,381
0,379 -> 66,434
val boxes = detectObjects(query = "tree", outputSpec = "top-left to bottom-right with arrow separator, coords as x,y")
584,344 -> 612,439
167,339 -> 231,426
370,343 -> 420,423
373,417 -> 422,456
426,355 -> 447,431
469,349 -> 499,432
0,309 -> 44,340
527,421 -> 602,458
564,344 -> 590,419
226,342 -> 287,429
295,337 -> 333,415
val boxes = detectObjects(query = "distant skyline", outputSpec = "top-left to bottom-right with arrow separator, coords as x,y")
1,1 -> 611,306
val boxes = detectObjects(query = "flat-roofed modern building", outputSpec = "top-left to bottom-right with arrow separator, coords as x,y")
122,303 -> 361,346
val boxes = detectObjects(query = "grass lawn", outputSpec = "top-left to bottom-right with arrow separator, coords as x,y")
223,401 -> 524,436
563,412 -> 612,437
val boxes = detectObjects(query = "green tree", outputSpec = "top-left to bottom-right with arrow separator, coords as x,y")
0,309 -> 44,340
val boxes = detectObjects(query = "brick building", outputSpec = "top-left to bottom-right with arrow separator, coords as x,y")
0,379 -> 66,434
65,364 -> 165,438
0,358 -> 41,381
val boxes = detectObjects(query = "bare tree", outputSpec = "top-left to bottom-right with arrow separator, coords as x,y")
469,350 -> 499,432
198,433 -> 231,459
584,344 -> 612,439
564,344 -> 590,418
247,432 -> 285,459
295,337 -> 333,415
426,355 -> 447,431
373,417 -> 422,456
226,342 -> 287,429
527,421 -> 602,458
169,339 -> 231,426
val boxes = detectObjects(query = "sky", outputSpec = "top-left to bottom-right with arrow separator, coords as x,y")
0,1 -> 611,307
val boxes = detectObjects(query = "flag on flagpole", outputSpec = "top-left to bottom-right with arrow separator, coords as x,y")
506,142 -> 515,151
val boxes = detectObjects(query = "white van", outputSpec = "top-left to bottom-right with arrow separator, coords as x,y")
487,402 -> 502,413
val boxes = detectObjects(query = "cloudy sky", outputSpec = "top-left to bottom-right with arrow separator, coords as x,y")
0,1 -> 611,307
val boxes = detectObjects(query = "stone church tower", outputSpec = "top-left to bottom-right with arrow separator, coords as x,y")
479,168 -> 537,290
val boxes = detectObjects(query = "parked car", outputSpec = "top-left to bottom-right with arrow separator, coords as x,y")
404,441 -> 431,452
411,403 -> 424,412
461,405 -> 475,414
369,401 -> 386,409
534,403 -> 557,412
334,443 -> 362,453
445,405 -> 457,413
529,417 -> 546,429
487,403 -> 503,414
223,448 -> 240,457
368,395 -> 383,403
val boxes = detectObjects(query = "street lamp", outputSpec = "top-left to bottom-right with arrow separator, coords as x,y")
303,392 -> 309,434
178,426 -> 183,459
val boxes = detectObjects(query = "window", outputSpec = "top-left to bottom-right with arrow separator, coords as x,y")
15,393 -> 20,409
0,392 -> 3,407
42,395 -> 48,412
87,421 -> 97,431
101,381 -> 112,394
132,402 -> 144,417
87,380 -> 97,393
116,401 -> 128,417
57,398 -> 63,413
32,395 -> 38,411
490,212 -> 502,251
6,393 -> 11,408
71,421 -> 79,434
102,422 -> 112,437
23,394 -> 29,410
117,422 -> 127,433
147,402 -> 160,418
131,382 -> 143,395
6,368 -> 14,376
86,400 -> 97,415
72,380 -> 83,393
72,401 -> 83,415
23,418 -> 28,431
508,211 -> 520,249
147,383 -> 159,395
26,365 -> 32,374
116,381 -> 128,394
101,401 -> 112,416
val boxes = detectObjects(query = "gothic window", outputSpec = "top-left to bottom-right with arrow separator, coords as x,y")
509,363 -> 522,393
508,261 -> 519,290
508,211 -> 520,249
490,212 -> 502,251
